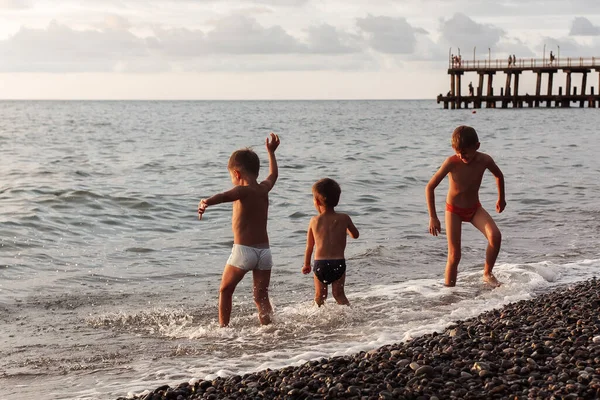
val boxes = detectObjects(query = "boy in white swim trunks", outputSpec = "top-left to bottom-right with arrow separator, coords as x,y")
198,133 -> 280,327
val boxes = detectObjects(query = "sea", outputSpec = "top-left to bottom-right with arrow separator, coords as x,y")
0,100 -> 599,399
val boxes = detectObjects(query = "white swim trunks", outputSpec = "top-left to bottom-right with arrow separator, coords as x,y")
227,244 -> 273,271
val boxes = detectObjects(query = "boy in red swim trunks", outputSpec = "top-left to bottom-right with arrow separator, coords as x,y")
426,126 -> 506,287
302,178 -> 359,306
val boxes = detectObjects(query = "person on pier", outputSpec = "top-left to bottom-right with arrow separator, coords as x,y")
507,55 -> 512,67
426,126 -> 506,288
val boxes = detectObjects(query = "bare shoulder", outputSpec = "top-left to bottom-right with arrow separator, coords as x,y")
477,152 -> 496,165
337,212 -> 354,223
445,155 -> 461,166
259,178 -> 275,192
441,155 -> 460,171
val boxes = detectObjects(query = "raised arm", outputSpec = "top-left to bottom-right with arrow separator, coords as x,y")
487,157 -> 506,213
198,186 -> 244,220
425,158 -> 452,236
346,215 -> 359,239
302,220 -> 315,274
260,133 -> 280,191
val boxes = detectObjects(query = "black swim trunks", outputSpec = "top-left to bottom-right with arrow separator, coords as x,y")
313,259 -> 346,284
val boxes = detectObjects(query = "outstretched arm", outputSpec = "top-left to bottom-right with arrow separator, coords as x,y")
302,221 -> 315,274
198,186 -> 244,220
260,133 -> 280,191
347,216 -> 359,239
425,158 -> 452,236
487,158 -> 506,213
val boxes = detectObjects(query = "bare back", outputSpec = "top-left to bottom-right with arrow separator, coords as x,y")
311,211 -> 354,260
446,152 -> 492,207
232,182 -> 271,246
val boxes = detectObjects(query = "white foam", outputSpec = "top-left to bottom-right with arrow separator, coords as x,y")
92,257 -> 600,398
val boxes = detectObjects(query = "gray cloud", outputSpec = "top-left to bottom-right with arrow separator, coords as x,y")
0,20 -> 151,72
570,17 -> 600,36
0,15 -> 367,72
356,15 -> 427,54
153,15 -> 307,56
202,14 -> 306,54
306,24 -> 360,54
440,13 -> 504,51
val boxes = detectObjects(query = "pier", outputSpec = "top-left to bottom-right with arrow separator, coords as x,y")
437,55 -> 600,109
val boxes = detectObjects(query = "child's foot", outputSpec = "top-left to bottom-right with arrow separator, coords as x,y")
483,273 -> 502,288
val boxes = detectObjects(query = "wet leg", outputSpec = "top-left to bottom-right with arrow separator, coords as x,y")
219,265 -> 247,327
445,211 -> 463,287
313,275 -> 328,306
252,269 -> 273,325
471,208 -> 502,287
331,273 -> 350,306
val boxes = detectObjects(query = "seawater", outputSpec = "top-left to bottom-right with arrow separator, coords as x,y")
0,100 -> 599,399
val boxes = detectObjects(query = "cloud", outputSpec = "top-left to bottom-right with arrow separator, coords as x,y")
0,0 -> 30,9
306,24 -> 359,54
356,15 -> 427,54
0,20 -> 151,72
101,15 -> 132,31
0,15 -> 367,73
439,13 -> 504,51
569,17 -> 600,36
202,14 -> 305,54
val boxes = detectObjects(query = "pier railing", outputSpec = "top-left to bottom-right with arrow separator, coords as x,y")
450,56 -> 600,70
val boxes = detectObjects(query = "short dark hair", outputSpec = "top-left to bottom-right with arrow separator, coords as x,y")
228,148 -> 260,177
312,178 -> 341,208
451,125 -> 479,150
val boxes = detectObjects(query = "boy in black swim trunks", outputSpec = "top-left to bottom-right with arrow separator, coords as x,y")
302,178 -> 359,306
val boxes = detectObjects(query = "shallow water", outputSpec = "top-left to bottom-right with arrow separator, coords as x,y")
0,100 -> 599,399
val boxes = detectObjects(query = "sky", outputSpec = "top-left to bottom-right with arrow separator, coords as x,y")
0,0 -> 599,99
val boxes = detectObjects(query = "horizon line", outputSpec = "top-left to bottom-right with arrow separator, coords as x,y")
0,98 -> 436,101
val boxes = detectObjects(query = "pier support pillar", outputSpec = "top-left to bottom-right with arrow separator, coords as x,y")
486,72 -> 495,108
450,73 -> 456,109
476,72 -> 484,108
513,72 -> 521,108
456,73 -> 462,109
559,86 -> 566,108
503,73 -> 512,108
580,72 -> 588,107
565,72 -> 572,107
535,72 -> 542,107
547,72 -> 554,107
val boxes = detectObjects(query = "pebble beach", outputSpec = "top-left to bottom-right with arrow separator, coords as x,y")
119,277 -> 600,400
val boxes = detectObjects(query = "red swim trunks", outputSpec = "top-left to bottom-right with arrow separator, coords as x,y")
446,202 -> 481,222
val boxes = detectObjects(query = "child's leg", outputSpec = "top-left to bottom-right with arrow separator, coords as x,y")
444,211 -> 463,286
313,275 -> 328,306
471,208 -> 502,286
252,269 -> 273,325
219,264 -> 247,327
331,273 -> 350,306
